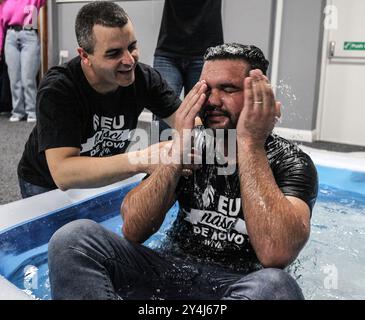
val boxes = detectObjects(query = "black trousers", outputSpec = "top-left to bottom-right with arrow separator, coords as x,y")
0,60 -> 12,113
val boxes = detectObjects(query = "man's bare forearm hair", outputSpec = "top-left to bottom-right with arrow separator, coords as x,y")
237,142 -> 310,268
121,164 -> 181,243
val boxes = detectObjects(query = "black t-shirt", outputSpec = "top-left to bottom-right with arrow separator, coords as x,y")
166,133 -> 318,270
18,57 -> 180,189
155,0 -> 223,58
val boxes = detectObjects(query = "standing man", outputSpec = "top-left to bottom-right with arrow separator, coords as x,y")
17,2 -> 181,198
48,43 -> 318,300
153,0 -> 223,134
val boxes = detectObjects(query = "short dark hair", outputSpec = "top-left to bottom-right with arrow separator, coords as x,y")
75,1 -> 129,54
204,43 -> 269,75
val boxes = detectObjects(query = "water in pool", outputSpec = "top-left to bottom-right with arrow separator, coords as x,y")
3,179 -> 365,300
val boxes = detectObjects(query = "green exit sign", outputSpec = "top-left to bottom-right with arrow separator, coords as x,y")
344,42 -> 365,50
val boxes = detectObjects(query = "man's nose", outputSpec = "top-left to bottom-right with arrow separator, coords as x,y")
120,51 -> 135,66
207,89 -> 222,107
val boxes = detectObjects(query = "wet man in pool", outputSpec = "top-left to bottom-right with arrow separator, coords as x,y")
48,43 -> 318,300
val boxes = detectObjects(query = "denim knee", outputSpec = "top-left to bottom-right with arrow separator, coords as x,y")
48,219 -> 141,263
257,268 -> 304,299
48,219 -> 102,256
222,268 -> 304,300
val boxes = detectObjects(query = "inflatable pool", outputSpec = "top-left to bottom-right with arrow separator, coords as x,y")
1,146 -> 365,300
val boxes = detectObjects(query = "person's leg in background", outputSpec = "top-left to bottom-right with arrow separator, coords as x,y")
183,56 -> 204,96
0,60 -> 4,113
0,61 -> 13,115
153,55 -> 184,139
153,55 -> 184,96
4,30 -> 26,121
20,30 -> 40,122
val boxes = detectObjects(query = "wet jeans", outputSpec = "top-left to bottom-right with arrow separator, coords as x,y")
48,219 -> 305,300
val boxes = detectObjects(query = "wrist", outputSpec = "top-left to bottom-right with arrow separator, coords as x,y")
237,139 -> 265,153
127,150 -> 149,173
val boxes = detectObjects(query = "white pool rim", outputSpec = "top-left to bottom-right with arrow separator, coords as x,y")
299,145 -> 365,172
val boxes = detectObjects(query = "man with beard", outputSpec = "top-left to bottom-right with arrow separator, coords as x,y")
48,43 -> 318,300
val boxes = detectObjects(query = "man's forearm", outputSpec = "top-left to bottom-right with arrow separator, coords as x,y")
237,141 -> 308,267
49,151 -> 145,190
121,164 -> 182,243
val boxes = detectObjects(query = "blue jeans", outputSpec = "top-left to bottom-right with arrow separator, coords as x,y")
4,29 -> 40,119
48,219 -> 305,300
153,55 -> 204,134
18,177 -> 52,199
153,55 -> 204,97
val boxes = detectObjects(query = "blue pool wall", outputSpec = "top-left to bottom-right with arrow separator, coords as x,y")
316,165 -> 365,196
0,182 -> 138,278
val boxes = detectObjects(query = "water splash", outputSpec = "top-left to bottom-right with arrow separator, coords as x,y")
273,79 -> 298,109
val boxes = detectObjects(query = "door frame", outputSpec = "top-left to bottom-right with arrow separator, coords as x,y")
39,2 -> 48,77
316,0 -> 332,143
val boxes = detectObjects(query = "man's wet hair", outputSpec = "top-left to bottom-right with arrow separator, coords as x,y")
75,1 -> 129,54
204,43 -> 269,75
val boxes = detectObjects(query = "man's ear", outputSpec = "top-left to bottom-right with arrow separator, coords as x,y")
77,47 -> 91,66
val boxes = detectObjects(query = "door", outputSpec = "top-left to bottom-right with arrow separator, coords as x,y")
318,0 -> 365,146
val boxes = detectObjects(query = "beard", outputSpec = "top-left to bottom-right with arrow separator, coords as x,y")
199,104 -> 234,129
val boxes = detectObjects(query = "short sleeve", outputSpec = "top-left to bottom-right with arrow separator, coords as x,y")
136,64 -> 181,119
37,80 -> 83,153
269,140 -> 319,214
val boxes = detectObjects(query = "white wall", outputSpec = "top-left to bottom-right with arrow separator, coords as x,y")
54,0 -> 164,66
222,0 -> 274,62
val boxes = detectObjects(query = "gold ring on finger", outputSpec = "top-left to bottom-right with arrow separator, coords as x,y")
182,169 -> 192,176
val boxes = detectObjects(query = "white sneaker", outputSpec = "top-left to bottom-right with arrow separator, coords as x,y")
27,116 -> 37,123
9,115 -> 25,122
